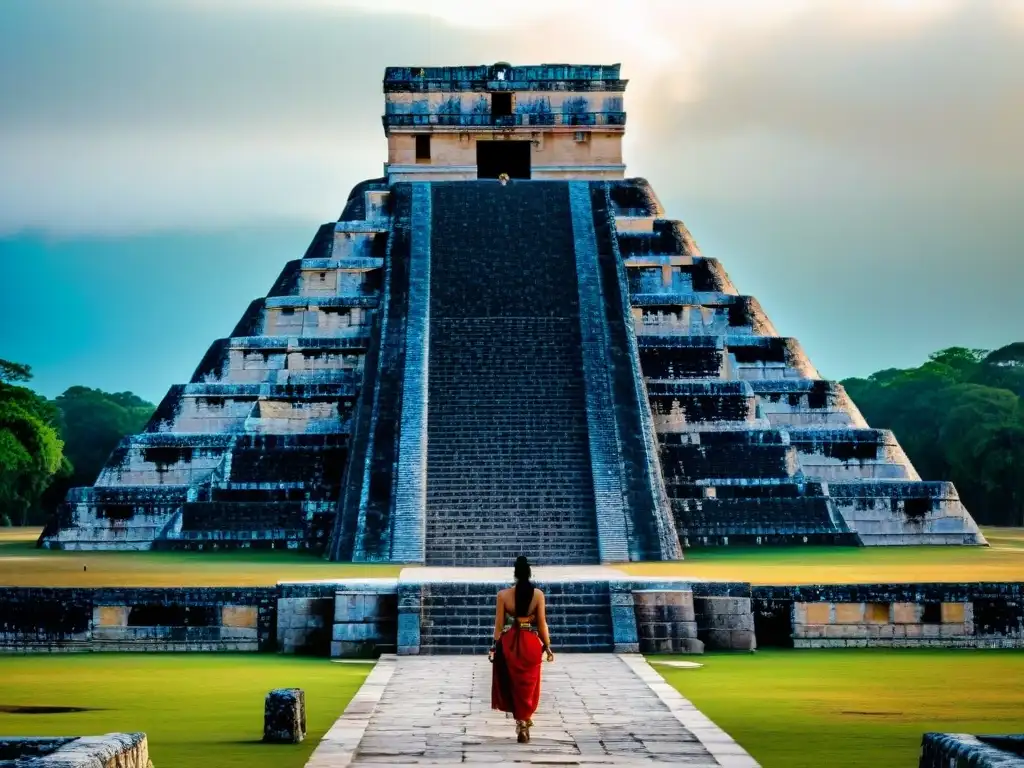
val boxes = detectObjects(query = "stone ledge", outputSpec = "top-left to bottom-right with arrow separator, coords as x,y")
920,733 -> 1024,768
0,733 -> 151,767
619,654 -> 760,767
304,656 -> 396,768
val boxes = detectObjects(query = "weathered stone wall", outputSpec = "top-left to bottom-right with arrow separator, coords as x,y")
920,733 -> 1024,767
0,733 -> 151,767
3,580 -> 1021,655
276,583 -> 343,656
753,583 -> 1024,649
386,135 -> 626,182
632,590 -> 703,654
331,588 -> 398,658
0,587 -> 276,653
694,596 -> 757,651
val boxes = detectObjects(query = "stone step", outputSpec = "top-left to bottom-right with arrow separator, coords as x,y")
415,577 -> 616,653
424,182 -> 600,567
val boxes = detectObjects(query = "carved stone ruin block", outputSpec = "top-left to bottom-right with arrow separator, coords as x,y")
263,688 -> 306,743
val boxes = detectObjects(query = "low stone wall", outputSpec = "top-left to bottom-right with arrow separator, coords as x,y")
920,733 -> 1024,767
277,583 -> 341,656
0,587 -> 276,653
695,596 -> 757,651
2,579 -> 1021,655
632,590 -> 703,653
754,583 -> 1024,649
0,733 -> 151,767
332,587 -> 397,658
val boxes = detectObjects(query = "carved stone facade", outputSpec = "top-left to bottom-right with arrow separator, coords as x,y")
383,64 -> 626,182
39,63 -> 984,558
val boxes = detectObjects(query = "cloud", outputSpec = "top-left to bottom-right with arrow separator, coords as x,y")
0,1 -> 499,233
634,1 -> 1024,196
0,0 -> 1021,237
620,1 -> 1024,378
1,0 -> 1022,387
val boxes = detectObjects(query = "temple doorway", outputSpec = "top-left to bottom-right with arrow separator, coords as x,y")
476,140 -> 531,179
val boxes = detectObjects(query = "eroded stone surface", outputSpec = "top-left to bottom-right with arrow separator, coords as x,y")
0,733 -> 152,767
264,688 -> 306,744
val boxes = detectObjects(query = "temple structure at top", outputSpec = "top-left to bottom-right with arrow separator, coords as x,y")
39,63 -> 986,562
382,63 -> 627,182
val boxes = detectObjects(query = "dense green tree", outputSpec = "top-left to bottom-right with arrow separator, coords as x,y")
843,345 -> 1024,527
0,360 -> 68,525
51,386 -> 154,489
0,359 -> 32,384
38,388 -> 155,520
0,362 -> 155,525
973,344 -> 1024,398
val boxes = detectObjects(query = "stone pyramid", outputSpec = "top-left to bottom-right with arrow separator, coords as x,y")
40,63 -> 985,558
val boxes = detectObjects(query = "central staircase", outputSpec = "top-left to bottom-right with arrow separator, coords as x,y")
416,580 -> 614,654
425,183 -> 600,566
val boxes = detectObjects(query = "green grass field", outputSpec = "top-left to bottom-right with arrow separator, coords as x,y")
658,649 -> 1024,768
0,528 -> 400,586
621,528 -> 1024,584
1,651 -> 1019,768
2,527 -> 1021,586
0,655 -> 369,767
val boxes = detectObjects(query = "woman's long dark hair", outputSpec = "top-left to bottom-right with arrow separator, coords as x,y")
513,556 -> 534,617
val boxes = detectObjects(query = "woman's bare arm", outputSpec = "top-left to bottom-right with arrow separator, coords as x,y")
536,591 -> 553,658
492,591 -> 506,646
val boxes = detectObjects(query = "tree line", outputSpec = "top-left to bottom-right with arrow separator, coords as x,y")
0,359 -> 154,526
842,344 -> 1024,527
1,345 -> 1021,527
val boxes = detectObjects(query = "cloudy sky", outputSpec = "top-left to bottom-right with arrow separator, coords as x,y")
1,0 -> 1022,402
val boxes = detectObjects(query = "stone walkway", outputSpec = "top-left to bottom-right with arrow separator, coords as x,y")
307,654 -> 759,767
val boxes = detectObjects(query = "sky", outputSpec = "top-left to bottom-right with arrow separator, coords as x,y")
1,0 -> 1022,403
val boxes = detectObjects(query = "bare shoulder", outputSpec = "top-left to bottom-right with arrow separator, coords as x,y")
496,586 -> 513,600
534,588 -> 546,602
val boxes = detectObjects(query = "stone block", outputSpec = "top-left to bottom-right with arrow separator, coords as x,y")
866,602 -> 890,625
641,636 -> 704,654
941,603 -> 966,624
222,605 -> 259,629
698,596 -> 751,615
940,623 -> 968,638
263,688 -> 306,744
9,733 -> 152,767
835,603 -> 866,624
332,622 -> 379,642
869,624 -> 895,639
709,612 -> 754,631
803,602 -> 832,625
796,624 -> 826,639
94,606 -> 129,627
825,624 -> 866,639
702,629 -> 756,651
893,602 -> 921,624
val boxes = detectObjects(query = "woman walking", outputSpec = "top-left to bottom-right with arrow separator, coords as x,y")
489,556 -> 555,743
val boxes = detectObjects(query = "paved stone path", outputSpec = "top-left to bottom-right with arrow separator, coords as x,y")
307,654 -> 759,767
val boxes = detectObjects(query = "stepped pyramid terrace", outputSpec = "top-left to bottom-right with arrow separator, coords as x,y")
39,62 -> 986,562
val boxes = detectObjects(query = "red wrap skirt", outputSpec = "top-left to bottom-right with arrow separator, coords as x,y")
491,625 -> 544,721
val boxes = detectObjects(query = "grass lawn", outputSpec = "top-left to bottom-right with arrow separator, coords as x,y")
621,527 -> 1024,584
0,528 -> 400,587
657,649 -> 1024,768
0,654 -> 369,767
1,527 -> 1021,587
